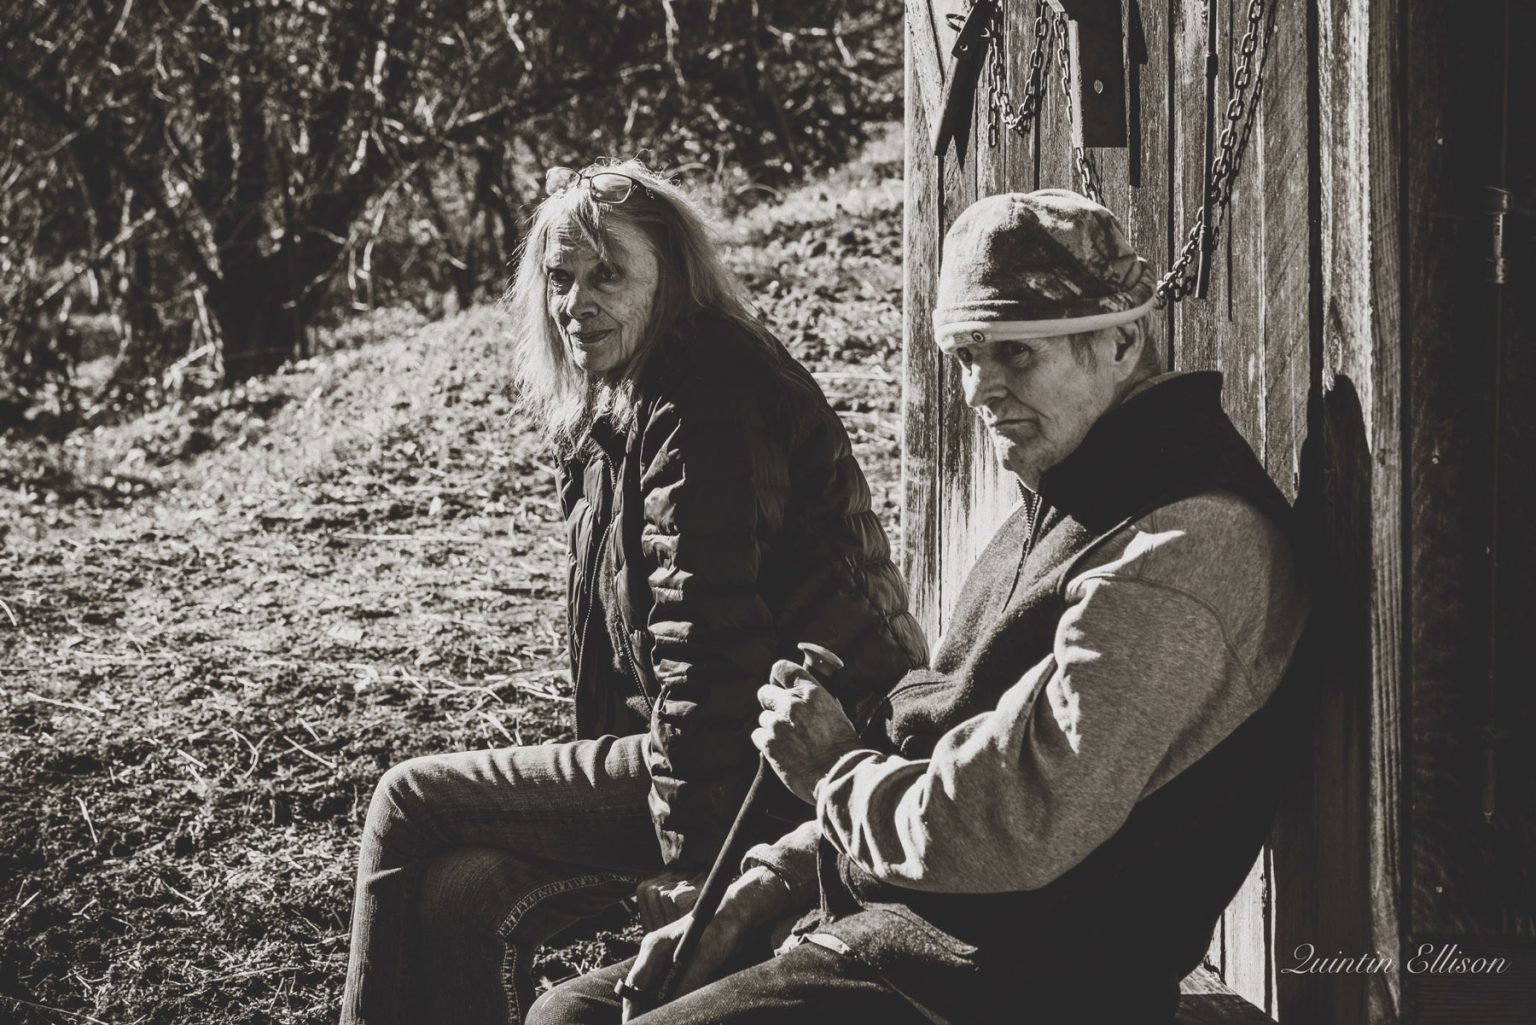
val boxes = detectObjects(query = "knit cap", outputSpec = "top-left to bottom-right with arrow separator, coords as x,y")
933,189 -> 1154,341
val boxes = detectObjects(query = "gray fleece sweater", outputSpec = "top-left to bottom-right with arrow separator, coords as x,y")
745,487 -> 1307,899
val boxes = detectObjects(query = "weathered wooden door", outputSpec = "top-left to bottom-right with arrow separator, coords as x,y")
901,0 -> 1398,1021
905,0 -> 1536,1021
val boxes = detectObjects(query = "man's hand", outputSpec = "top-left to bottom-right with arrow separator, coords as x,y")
618,867 -> 797,1022
634,870 -> 703,931
751,659 -> 864,804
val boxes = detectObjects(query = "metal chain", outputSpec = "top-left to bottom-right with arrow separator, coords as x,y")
983,1 -> 1009,147
1154,0 -> 1268,307
967,0 -> 1269,307
1054,9 -> 1103,204
979,0 -> 1052,145
1014,0 -> 1054,139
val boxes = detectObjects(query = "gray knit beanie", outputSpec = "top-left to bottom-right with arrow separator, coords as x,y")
933,189 -> 1154,341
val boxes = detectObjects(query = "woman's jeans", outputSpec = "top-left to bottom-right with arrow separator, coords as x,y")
339,734 -> 663,1025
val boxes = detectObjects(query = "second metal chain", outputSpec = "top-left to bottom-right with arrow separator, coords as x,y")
1154,0 -> 1269,307
1052,8 -> 1103,204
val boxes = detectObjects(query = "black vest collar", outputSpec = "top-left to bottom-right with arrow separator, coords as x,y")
1036,371 -> 1234,533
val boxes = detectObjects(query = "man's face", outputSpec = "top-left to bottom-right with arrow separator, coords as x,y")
544,218 -> 660,376
938,328 -> 1130,489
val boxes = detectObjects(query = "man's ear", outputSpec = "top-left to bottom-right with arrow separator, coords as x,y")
1113,322 -> 1140,362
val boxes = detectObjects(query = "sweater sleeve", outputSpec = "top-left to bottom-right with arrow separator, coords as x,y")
813,500 -> 1305,892
639,386 -> 789,867
740,819 -> 822,905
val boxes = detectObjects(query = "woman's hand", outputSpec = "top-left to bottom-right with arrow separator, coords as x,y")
634,869 -> 704,930
618,867 -> 798,1022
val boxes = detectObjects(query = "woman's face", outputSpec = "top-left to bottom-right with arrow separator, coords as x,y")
544,217 -> 661,377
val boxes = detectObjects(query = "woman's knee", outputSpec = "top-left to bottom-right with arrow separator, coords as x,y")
364,754 -> 457,843
419,847 -> 528,938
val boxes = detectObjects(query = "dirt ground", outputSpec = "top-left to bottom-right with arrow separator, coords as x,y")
0,131 -> 906,1025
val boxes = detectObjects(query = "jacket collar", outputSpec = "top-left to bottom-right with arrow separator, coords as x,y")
586,413 -> 629,463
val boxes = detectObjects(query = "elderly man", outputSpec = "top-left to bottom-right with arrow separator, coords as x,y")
528,189 -> 1311,1024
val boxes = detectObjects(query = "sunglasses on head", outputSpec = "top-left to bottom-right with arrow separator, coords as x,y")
544,166 -> 655,204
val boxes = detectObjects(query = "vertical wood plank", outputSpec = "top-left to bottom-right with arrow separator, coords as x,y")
1404,0 -> 1536,992
931,0 -> 987,637
1225,851 -> 1270,1009
1215,0 -> 1263,453
1079,4 -> 1130,217
1269,1 -> 1407,1025
1359,2 -> 1408,1023
1212,0 -> 1274,1007
1327,0 -> 1412,1019
946,0 -> 1023,600
1251,0 -> 1313,1020
1125,0 -> 1175,371
1170,0 -> 1218,372
1257,0 -> 1309,504
1036,5 -> 1078,194
901,0 -> 945,638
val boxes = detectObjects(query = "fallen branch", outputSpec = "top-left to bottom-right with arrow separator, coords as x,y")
335,531 -> 521,547
482,673 -> 573,703
0,994 -> 112,1025
23,692 -> 105,716
282,736 -> 339,771
475,709 -> 517,745
75,795 -> 99,845
224,727 -> 263,778
158,877 -> 205,912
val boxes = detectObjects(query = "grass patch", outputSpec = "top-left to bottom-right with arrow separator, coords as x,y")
0,125 -> 906,1024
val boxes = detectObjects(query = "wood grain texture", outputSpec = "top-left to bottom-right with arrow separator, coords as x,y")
1170,0 -> 1218,372
1212,0 -> 1277,1004
1178,967 -> 1281,1025
1126,0 -> 1176,369
943,0 -> 1019,612
1257,0 -> 1309,503
1402,0 -> 1536,971
895,0 -> 1536,1019
902,0 -> 944,638
1411,938 -> 1536,1024
1486,0 -> 1536,947
1357,1 -> 1408,1023
1258,3 -> 1381,1025
907,0 -> 946,128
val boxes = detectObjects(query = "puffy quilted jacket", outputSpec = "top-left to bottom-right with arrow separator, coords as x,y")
556,313 -> 928,867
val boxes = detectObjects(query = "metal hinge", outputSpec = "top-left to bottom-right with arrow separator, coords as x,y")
1488,186 -> 1510,285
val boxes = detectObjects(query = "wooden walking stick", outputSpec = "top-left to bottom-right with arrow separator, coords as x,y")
628,642 -> 844,1012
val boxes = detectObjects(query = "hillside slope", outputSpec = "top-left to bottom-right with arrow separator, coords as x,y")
0,128 -> 906,1024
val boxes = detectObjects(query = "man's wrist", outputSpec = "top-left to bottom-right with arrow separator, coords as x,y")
811,745 -> 879,805
716,865 -> 796,936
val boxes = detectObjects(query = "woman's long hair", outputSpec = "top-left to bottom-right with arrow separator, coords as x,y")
506,159 -> 773,452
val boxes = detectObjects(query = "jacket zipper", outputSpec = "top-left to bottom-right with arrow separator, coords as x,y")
607,447 -> 655,714
572,487 -> 610,724
598,501 -> 655,715
1022,487 -> 1043,563
571,448 -> 611,713
575,452 -> 654,718
617,597 -> 655,715
994,484 -> 1043,612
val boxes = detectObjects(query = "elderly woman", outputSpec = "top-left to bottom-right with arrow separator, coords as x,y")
338,161 -> 927,1025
